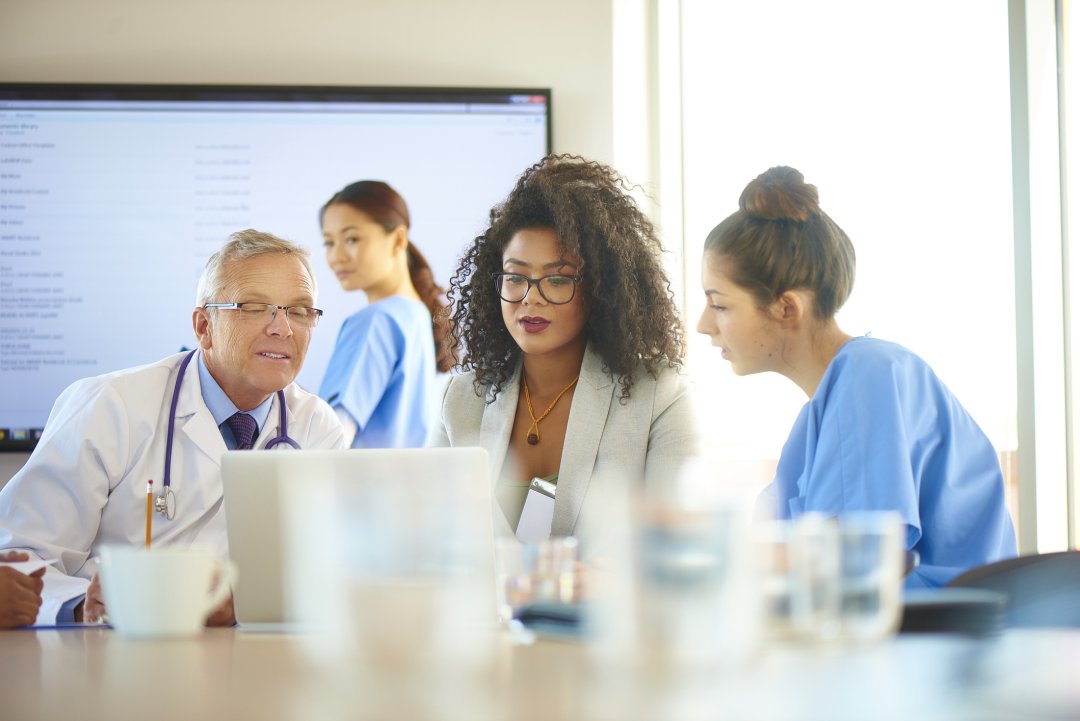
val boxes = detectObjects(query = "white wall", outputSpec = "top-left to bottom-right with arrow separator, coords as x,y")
0,0 -> 616,483
0,0 -> 613,157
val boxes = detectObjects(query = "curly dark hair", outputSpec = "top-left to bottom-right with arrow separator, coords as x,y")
448,154 -> 685,401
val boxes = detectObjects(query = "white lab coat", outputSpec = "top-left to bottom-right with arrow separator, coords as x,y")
0,351 -> 346,625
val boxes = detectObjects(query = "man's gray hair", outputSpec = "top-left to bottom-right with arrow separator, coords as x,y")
195,229 -> 317,306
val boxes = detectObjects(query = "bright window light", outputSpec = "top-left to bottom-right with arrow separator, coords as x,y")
678,1 -> 1018,516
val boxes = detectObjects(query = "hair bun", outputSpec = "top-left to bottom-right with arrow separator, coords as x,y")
739,166 -> 820,222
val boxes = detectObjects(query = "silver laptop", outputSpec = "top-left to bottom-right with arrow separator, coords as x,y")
221,447 -> 493,631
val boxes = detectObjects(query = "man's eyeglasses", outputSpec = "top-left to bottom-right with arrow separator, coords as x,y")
204,302 -> 323,328
493,273 -> 581,305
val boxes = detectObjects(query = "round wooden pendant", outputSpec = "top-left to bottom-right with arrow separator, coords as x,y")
527,433 -> 539,445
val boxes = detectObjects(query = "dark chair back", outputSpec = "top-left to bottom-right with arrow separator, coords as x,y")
899,588 -> 1006,635
945,551 -> 1080,628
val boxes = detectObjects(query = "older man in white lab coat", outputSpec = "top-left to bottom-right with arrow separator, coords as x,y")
0,229 -> 345,626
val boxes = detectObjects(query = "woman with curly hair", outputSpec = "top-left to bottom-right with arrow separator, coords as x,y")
319,180 -> 453,448
429,154 -> 700,537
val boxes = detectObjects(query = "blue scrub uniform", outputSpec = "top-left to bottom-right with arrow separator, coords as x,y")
772,336 -> 1017,589
318,296 -> 436,448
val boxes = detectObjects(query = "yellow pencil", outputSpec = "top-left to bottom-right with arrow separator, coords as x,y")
145,480 -> 153,549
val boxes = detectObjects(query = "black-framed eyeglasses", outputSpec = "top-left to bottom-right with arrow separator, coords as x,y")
493,272 -> 582,305
204,302 -> 323,328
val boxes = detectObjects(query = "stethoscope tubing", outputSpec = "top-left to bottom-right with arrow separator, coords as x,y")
158,350 -> 299,518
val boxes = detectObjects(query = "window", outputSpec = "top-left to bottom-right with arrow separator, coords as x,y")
627,0 -> 1027,541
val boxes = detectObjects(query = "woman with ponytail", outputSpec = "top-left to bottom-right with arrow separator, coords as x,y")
696,166 -> 1016,589
319,180 -> 452,448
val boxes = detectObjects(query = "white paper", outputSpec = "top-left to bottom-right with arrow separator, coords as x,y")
516,482 -> 556,544
39,567 -> 91,627
0,559 -> 49,575
1,558 -> 90,626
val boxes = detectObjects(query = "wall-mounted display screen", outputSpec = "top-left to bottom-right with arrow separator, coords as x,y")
0,83 -> 552,450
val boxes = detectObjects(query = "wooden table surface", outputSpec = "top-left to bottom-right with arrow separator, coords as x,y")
1,626 -> 1078,721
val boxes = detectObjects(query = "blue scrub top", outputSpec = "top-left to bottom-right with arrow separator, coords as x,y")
318,296 -> 436,448
772,336 -> 1017,589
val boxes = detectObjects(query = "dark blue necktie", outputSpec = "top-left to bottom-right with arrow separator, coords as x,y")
226,412 -> 258,450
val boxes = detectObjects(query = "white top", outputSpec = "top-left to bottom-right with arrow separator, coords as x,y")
0,351 -> 345,624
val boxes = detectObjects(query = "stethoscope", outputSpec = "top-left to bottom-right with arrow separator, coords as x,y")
155,349 -> 301,519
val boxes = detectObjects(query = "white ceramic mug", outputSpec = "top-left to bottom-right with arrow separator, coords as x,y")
97,546 -> 236,639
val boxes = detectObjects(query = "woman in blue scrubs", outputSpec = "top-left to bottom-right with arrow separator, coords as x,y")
695,166 -> 1016,588
319,181 -> 452,448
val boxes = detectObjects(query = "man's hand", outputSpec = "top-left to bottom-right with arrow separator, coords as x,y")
205,594 -> 236,627
0,552 -> 45,628
76,573 -> 108,624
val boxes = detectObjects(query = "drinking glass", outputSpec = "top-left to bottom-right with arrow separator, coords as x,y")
790,513 -> 841,642
766,511 -> 904,645
280,457 -> 497,676
754,520 -> 795,640
838,511 -> 904,642
584,460 -> 761,673
495,536 -> 579,623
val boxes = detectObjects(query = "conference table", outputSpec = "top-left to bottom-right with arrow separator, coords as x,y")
1,625 -> 1077,721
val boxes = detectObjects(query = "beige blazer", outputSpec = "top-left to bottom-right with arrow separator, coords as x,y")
428,345 -> 701,537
